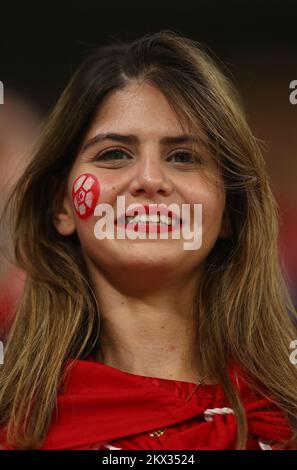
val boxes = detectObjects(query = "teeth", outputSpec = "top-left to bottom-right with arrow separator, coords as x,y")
125,214 -> 173,225
160,215 -> 172,225
141,214 -> 159,223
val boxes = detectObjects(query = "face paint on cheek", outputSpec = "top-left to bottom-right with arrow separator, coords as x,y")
72,173 -> 100,219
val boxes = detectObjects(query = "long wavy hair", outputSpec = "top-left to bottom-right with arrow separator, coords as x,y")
0,30 -> 296,449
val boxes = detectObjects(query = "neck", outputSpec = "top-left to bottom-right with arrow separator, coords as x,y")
88,263 -> 207,384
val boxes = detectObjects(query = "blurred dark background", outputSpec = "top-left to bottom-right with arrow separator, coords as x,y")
0,0 -> 296,330
1,0 -> 297,111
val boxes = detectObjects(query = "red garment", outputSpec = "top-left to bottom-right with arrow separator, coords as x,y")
0,358 -> 293,450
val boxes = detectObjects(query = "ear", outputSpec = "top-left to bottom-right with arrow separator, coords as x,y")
52,186 -> 76,236
219,209 -> 232,239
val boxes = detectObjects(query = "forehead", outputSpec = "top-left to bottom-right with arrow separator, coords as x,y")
87,81 -> 189,139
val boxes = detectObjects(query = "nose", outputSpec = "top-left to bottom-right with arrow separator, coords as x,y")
129,154 -> 173,198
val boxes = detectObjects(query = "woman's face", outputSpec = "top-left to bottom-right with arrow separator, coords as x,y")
56,81 -> 228,283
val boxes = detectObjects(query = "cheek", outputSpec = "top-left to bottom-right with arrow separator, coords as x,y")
186,181 -> 225,224
72,173 -> 101,220
201,192 -> 225,238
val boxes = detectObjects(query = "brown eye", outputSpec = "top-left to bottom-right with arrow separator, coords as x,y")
95,148 -> 132,161
167,151 -> 202,164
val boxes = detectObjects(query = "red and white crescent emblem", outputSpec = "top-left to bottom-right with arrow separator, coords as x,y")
72,173 -> 100,219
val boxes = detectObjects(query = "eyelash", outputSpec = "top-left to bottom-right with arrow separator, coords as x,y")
93,147 -> 202,165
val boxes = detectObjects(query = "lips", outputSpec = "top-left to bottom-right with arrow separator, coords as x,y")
115,204 -> 183,227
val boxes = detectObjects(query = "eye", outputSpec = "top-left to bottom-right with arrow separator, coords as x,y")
94,148 -> 132,162
166,150 -> 202,164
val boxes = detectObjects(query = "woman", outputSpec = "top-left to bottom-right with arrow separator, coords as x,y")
0,30 -> 296,450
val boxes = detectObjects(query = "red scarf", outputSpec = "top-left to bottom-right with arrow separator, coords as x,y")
0,358 -> 293,450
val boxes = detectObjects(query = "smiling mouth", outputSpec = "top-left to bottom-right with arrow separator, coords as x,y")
125,213 -> 179,226
114,203 -> 184,233
114,213 -> 183,233
115,212 -> 182,225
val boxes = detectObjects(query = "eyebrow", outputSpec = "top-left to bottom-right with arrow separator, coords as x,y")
80,132 -> 201,153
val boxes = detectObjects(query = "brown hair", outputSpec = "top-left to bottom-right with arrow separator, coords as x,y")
0,30 -> 296,449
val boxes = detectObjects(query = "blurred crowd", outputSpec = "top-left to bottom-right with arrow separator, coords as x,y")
0,91 -> 41,338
